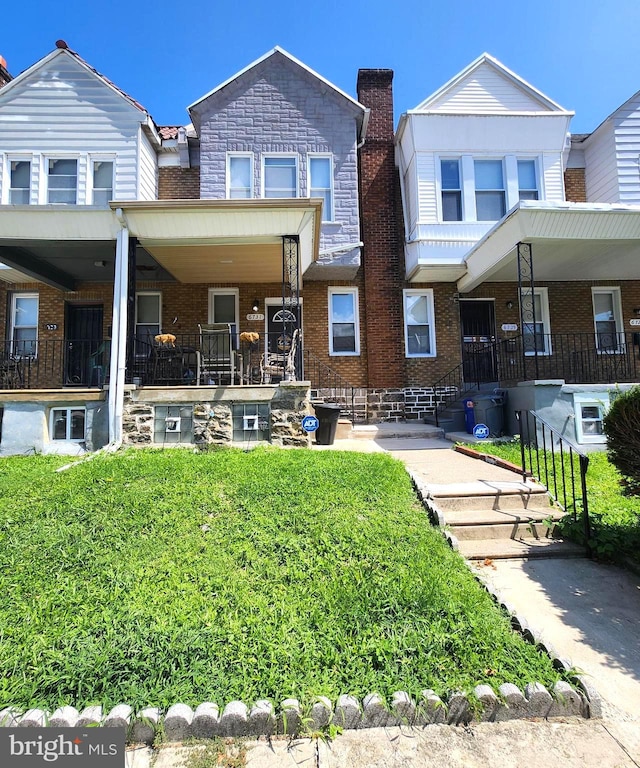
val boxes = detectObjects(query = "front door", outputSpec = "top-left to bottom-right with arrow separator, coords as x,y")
459,300 -> 497,383
266,303 -> 302,380
65,304 -> 104,386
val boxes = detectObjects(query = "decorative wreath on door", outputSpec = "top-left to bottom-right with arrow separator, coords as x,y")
277,334 -> 292,352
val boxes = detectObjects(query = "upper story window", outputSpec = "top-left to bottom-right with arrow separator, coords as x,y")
518,159 -> 539,201
9,160 -> 30,204
10,293 -> 38,357
474,160 -> 505,221
91,160 -> 114,206
308,155 -> 333,221
403,289 -> 436,357
263,156 -> 298,198
328,288 -> 359,355
441,159 -> 462,221
227,154 -> 253,199
47,158 -> 77,204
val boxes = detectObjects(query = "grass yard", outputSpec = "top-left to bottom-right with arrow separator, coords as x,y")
460,440 -> 640,561
0,447 -> 564,712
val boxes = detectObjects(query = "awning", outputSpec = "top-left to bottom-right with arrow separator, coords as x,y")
458,202 -> 640,292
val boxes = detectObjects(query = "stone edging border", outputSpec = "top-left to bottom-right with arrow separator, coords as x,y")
452,444 -> 529,476
407,468 -> 602,721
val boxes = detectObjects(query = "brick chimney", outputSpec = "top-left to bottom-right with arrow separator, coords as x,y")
357,69 -> 404,389
0,55 -> 12,88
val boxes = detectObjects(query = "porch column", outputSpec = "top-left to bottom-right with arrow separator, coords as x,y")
516,241 -> 539,380
125,236 -> 137,382
109,224 -> 130,444
282,235 -> 300,380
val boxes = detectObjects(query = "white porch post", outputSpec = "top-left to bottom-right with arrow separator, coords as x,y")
109,217 -> 130,445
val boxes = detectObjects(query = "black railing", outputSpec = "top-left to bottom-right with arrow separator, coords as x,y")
303,350 -> 365,422
517,409 -> 591,556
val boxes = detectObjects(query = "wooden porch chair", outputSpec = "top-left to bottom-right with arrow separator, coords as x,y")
261,328 -> 300,383
198,323 -> 234,385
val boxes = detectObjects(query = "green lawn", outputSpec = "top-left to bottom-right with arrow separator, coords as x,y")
461,440 -> 640,561
0,448 -> 563,712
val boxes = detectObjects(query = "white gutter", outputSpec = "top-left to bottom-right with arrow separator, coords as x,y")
319,241 -> 363,256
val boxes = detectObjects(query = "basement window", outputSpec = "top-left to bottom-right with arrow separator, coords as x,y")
573,393 -> 609,444
50,407 -> 86,441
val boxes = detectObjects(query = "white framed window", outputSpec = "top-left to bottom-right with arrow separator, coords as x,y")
328,288 -> 359,355
521,288 -> 551,355
308,154 -> 333,221
50,407 -> 86,442
517,159 -> 539,201
227,153 -> 253,199
135,292 -> 161,355
592,287 -> 623,353
47,158 -> 78,204
474,159 -> 505,221
573,393 -> 609,444
90,159 -> 114,206
262,155 -> 298,198
9,159 -> 31,204
440,159 -> 462,221
208,288 -> 239,340
10,293 -> 38,357
403,289 -> 436,357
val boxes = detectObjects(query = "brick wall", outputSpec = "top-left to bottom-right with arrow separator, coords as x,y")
357,69 -> 405,388
158,167 -> 200,199
564,168 -> 587,203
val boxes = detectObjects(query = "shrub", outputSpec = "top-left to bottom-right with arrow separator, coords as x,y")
603,386 -> 640,495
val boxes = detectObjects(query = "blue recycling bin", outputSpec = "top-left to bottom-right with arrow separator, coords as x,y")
463,399 -> 476,434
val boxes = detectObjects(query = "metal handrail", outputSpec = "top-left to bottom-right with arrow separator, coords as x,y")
517,409 -> 591,556
303,350 -> 364,422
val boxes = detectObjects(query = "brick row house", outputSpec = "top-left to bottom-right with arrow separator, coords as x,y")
1,44 -> 640,454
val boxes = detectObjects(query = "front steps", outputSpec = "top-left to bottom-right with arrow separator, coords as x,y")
350,422 -> 444,440
429,481 -> 585,560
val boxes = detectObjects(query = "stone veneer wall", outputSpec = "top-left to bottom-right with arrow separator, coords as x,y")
122,383 -> 311,448
312,387 -> 458,423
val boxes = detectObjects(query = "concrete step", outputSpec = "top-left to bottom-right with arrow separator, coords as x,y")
457,537 -> 585,561
430,482 -> 553,512
446,508 -> 563,541
351,423 -> 444,440
452,520 -> 560,541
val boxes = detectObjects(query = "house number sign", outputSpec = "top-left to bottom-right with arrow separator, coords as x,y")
45,324 -> 58,330
501,323 -> 518,332
630,319 -> 640,326
246,313 -> 265,321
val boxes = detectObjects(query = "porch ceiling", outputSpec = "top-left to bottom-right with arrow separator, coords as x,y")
458,202 -> 640,292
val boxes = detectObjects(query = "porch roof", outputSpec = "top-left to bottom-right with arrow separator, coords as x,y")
0,199 -> 322,289
458,201 -> 640,292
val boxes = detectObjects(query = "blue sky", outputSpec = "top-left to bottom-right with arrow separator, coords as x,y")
2,0 -> 640,133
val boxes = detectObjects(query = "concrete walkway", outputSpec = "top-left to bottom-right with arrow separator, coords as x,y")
126,429 -> 640,766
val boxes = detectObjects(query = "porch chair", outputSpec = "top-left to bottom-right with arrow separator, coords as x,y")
198,323 -> 235,385
260,328 -> 300,383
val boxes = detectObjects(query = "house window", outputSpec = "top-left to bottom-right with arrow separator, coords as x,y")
47,158 -> 78,204
10,293 -> 38,357
474,160 -> 505,221
50,407 -> 86,441
135,292 -> 161,355
308,155 -> 333,221
441,159 -> 462,221
263,156 -> 298,198
9,160 -> 30,204
592,288 -> 623,352
518,159 -> 538,201
91,160 -> 113,206
404,290 -> 436,357
573,393 -> 609,444
208,289 -> 239,340
227,154 -> 253,199
521,288 -> 551,355
328,288 -> 359,355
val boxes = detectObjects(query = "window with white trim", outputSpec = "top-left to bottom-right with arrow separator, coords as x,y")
10,293 -> 38,357
91,160 -> 114,206
47,158 -> 77,204
518,159 -> 539,201
474,159 -> 505,221
263,156 -> 298,198
227,154 -> 253,199
592,288 -> 623,352
50,407 -> 86,441
521,288 -> 551,355
9,160 -> 31,204
328,288 -> 359,355
208,288 -> 239,340
573,393 -> 609,444
440,159 -> 462,221
403,290 -> 436,357
135,292 -> 161,355
308,155 -> 333,221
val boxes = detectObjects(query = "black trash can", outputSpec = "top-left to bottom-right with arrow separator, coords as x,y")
313,402 -> 342,445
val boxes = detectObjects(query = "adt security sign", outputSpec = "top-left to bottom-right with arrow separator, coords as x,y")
473,423 -> 490,439
302,415 -> 319,433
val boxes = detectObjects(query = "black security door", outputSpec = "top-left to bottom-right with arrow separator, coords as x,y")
459,300 -> 497,383
65,304 -> 104,386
